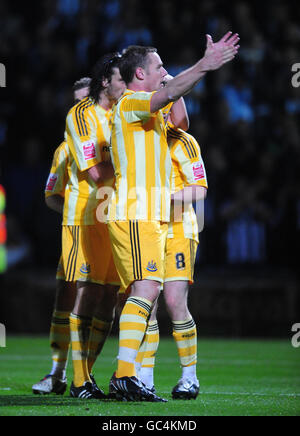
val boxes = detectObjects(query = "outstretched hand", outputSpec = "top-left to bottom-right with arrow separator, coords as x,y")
203,31 -> 240,71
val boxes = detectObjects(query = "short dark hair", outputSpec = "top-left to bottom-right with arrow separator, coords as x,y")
120,45 -> 157,85
89,52 -> 122,103
72,77 -> 91,91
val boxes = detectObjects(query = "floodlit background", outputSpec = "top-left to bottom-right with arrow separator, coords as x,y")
0,0 -> 299,337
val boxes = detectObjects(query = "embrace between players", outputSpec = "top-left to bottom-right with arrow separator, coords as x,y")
33,32 -> 239,402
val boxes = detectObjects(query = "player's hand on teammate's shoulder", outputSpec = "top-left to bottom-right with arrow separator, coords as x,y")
203,31 -> 240,71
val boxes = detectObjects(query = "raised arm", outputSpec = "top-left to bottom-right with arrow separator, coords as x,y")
162,75 -> 189,131
151,32 -> 240,113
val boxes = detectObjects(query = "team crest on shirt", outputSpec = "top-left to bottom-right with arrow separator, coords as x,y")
80,263 -> 91,274
146,260 -> 158,273
45,174 -> 58,191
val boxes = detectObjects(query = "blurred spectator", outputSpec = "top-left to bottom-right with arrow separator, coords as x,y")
220,176 -> 270,264
0,185 -> 7,274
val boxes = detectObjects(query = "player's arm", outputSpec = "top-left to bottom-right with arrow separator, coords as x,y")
171,133 -> 208,205
45,194 -> 64,214
66,107 -> 110,182
163,75 -> 189,131
169,97 -> 189,131
87,161 -> 115,184
151,32 -> 239,113
171,185 -> 207,204
45,143 -> 69,214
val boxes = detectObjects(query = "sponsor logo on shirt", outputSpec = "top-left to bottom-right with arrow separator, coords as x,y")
46,174 -> 58,191
83,141 -> 96,161
192,161 -> 205,181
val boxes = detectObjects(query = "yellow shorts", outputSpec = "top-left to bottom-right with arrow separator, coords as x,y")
164,238 -> 198,284
107,221 -> 168,291
56,255 -> 65,281
62,223 -> 120,286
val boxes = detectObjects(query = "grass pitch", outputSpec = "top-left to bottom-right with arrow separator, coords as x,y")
0,336 -> 299,416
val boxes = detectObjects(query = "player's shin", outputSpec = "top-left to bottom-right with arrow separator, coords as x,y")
69,313 -> 92,387
87,317 -> 113,374
116,296 -> 152,379
172,318 -> 198,381
139,320 -> 160,389
49,310 -> 71,379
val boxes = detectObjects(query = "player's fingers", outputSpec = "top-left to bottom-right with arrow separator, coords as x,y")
222,53 -> 237,64
228,44 -> 240,52
219,31 -> 232,43
223,49 -> 238,59
226,33 -> 240,46
206,34 -> 214,47
223,46 -> 236,53
222,47 -> 239,57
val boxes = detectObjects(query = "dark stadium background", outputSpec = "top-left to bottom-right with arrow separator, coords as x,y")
0,0 -> 299,337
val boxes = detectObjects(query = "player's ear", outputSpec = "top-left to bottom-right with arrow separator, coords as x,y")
102,77 -> 109,88
136,67 -> 145,80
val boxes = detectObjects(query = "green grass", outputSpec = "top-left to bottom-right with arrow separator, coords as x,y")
0,336 -> 299,416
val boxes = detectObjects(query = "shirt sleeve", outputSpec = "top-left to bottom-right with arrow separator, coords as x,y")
121,91 -> 156,124
45,143 -> 69,198
173,136 -> 208,189
66,104 -> 103,171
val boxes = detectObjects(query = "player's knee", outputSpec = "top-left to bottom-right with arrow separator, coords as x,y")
150,282 -> 161,300
94,286 -> 118,319
164,293 -> 180,313
164,291 -> 189,320
131,280 -> 161,302
104,290 -> 118,312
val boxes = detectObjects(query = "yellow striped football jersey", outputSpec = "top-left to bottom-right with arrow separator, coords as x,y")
108,89 -> 172,222
167,124 -> 208,243
161,101 -> 173,121
65,97 -> 114,225
45,140 -> 69,198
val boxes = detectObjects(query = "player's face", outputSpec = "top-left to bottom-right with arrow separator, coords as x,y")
73,86 -> 89,104
107,67 -> 126,102
144,52 -> 168,92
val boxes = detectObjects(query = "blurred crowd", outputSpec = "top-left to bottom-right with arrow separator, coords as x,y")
0,0 -> 299,271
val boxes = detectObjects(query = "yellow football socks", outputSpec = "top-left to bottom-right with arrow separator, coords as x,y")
69,313 -> 92,387
138,320 -> 159,388
87,317 -> 113,374
49,310 -> 71,379
116,296 -> 152,379
172,318 -> 197,368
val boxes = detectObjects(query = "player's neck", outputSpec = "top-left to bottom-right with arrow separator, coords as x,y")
97,93 -> 113,111
127,81 -> 152,93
